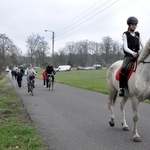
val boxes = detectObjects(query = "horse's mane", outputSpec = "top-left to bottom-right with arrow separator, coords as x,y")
138,38 -> 150,62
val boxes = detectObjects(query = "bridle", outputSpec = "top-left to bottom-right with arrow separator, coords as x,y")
139,61 -> 150,64
133,60 -> 150,72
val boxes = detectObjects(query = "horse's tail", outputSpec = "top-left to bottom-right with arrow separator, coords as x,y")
108,90 -> 118,110
107,66 -> 118,110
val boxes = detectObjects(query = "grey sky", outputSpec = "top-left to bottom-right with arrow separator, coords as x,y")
0,0 -> 149,54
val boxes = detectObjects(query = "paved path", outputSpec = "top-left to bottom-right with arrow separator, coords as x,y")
10,75 -> 150,150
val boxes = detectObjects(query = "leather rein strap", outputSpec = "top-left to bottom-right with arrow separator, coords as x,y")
139,61 -> 150,64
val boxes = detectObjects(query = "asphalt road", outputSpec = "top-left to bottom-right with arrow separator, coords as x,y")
10,74 -> 150,150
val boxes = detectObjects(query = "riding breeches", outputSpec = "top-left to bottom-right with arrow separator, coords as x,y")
119,56 -> 136,89
120,56 -> 136,75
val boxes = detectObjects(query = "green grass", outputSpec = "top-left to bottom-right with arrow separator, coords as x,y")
37,68 -> 108,94
55,69 -> 108,94
0,77 -> 46,150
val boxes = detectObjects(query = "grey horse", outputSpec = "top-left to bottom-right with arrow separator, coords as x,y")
106,38 -> 150,142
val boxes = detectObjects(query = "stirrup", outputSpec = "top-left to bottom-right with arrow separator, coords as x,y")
119,88 -> 124,96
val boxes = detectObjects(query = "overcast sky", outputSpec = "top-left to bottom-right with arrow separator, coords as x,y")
0,0 -> 149,54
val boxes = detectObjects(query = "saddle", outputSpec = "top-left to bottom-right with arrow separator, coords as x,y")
116,62 -> 136,81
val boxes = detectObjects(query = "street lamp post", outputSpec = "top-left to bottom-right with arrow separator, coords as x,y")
45,30 -> 54,64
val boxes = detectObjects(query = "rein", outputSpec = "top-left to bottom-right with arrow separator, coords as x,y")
139,61 -> 150,64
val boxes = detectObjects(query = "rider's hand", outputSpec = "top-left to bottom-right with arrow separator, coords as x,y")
133,52 -> 138,58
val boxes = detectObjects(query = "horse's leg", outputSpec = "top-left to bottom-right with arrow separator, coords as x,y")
120,96 -> 129,131
131,99 -> 142,142
108,88 -> 118,127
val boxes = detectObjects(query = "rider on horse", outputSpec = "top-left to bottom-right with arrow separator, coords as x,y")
119,16 -> 144,96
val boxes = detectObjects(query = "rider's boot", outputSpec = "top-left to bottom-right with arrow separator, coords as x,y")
119,72 -> 125,96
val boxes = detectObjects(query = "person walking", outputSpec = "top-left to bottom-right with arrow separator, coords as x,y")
42,69 -> 47,87
16,69 -> 23,88
11,70 -> 15,80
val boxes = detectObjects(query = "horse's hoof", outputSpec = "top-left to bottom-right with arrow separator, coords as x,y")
123,127 -> 130,131
109,121 -> 115,127
133,137 -> 142,142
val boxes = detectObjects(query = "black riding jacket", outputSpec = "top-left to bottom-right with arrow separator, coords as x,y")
120,31 -> 140,75
123,31 -> 140,57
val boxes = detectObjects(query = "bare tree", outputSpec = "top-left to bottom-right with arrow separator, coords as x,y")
112,41 -> 124,62
64,42 -> 76,66
0,34 -> 19,74
7,45 -> 20,67
26,33 -> 44,64
74,40 -> 89,66
34,40 -> 49,67
53,37 -> 123,67
101,36 -> 113,65
58,48 -> 66,65
0,34 -> 11,68
88,41 -> 103,64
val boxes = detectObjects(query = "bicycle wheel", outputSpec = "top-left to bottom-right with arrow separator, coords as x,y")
30,83 -> 33,96
48,78 -> 51,90
51,81 -> 53,91
50,78 -> 53,91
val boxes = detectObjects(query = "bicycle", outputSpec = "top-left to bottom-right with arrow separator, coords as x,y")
47,74 -> 53,91
28,75 -> 35,96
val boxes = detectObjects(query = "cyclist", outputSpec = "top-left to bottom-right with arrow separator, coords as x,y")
25,64 -> 37,92
46,63 -> 55,88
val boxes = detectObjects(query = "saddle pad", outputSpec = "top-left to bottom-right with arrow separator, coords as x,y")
116,62 -> 135,81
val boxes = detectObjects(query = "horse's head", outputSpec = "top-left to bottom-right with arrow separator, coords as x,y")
138,38 -> 150,63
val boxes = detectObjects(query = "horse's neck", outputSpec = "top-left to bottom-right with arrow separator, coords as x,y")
137,55 -> 150,79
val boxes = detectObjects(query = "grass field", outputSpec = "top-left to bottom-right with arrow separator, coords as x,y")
0,77 -> 46,150
36,68 -> 109,94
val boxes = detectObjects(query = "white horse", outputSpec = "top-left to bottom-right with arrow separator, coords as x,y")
107,38 -> 150,142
